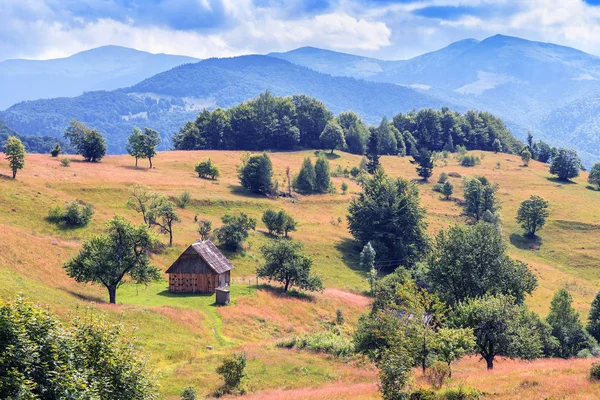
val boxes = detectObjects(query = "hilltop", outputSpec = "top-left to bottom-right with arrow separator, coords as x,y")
1,149 -> 600,398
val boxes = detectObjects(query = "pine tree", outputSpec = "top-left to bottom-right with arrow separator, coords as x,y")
366,129 -> 380,174
412,148 -> 434,181
314,154 -> 331,193
293,157 -> 316,193
493,139 -> 502,153
587,293 -> 600,343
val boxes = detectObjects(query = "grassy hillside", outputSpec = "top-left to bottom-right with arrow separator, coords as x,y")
1,149 -> 600,398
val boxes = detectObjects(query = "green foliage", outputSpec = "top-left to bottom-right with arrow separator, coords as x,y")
378,347 -> 414,400
215,212 -> 257,251
197,220 -> 212,240
359,242 -> 376,271
50,142 -> 61,157
147,197 -> 181,246
60,157 -> 70,167
463,176 -> 500,223
516,195 -> 550,237
215,353 -> 247,395
339,112 -> 369,155
336,308 -> 345,325
438,172 -> 448,183
347,169 -> 428,270
366,129 -> 380,174
64,119 -> 106,162
493,138 -> 503,153
180,386 -> 197,400
341,181 -> 348,194
257,239 -> 323,293
550,148 -> 581,181
432,183 -> 443,193
460,155 -> 480,167
588,163 -> 600,189
521,147 -> 532,166
426,222 -> 537,305
0,298 -> 158,399
375,117 -> 398,155
292,94 -> 333,148
450,294 -> 546,369
3,136 -> 25,178
442,181 -> 454,200
587,293 -> 600,343
591,362 -> 600,380
314,154 -> 331,193
48,200 -> 94,227
177,191 -> 192,209
262,209 -> 297,237
63,216 -> 161,303
413,148 -> 434,181
547,288 -> 598,358
194,158 -> 220,180
437,387 -> 484,400
276,330 -> 354,357
140,127 -> 161,168
238,153 -> 273,195
127,127 -> 144,167
319,121 -> 345,154
429,328 -> 476,368
424,361 -> 451,390
293,157 -> 316,193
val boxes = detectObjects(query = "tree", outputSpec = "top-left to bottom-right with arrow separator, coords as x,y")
0,298 -> 158,399
450,294 -> 545,369
442,181 -> 454,200
64,119 -> 106,162
257,239 -> 323,292
140,128 -> 161,168
360,242 -> 376,271
365,129 -> 380,174
195,158 -> 220,180
127,127 -> 144,167
3,136 -> 25,179
411,148 -> 434,181
587,293 -> 600,343
64,216 -> 160,304
292,94 -> 333,148
425,222 -> 537,305
216,353 -> 247,394
147,197 -> 181,246
347,168 -> 428,269
521,147 -> 532,166
293,157 -> 316,193
550,148 -> 581,181
276,210 -> 297,237
516,195 -> 550,237
429,328 -> 475,371
314,154 -> 331,193
537,141 -> 553,163
319,122 -> 345,154
214,212 -> 256,251
377,348 -> 413,400
493,138 -> 502,153
589,163 -> 600,190
50,142 -> 61,157
198,220 -> 212,240
463,176 -> 500,223
238,153 -> 273,194
547,288 -> 597,358
127,185 -> 155,226
262,209 -> 279,235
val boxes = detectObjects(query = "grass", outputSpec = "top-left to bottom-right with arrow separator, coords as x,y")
2,149 -> 600,398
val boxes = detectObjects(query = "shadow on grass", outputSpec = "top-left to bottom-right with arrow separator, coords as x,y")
228,184 -> 271,199
546,176 -> 577,185
65,290 -> 106,303
45,218 -> 89,231
313,150 -> 341,160
119,165 -> 150,171
334,237 -> 365,274
509,232 -> 543,250
586,185 -> 600,192
258,284 -> 316,302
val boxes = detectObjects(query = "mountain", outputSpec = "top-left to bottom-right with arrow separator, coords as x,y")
0,55 -> 448,153
0,46 -> 198,110
273,35 -> 600,165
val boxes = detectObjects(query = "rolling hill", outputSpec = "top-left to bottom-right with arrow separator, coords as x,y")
0,46 -> 198,110
272,35 -> 600,166
0,55 -> 448,153
2,149 -> 600,398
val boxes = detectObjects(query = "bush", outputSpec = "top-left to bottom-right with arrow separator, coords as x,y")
410,389 -> 437,400
424,362 -> 451,390
238,153 -> 273,194
177,191 -> 191,208
195,159 -> 220,180
350,166 -> 361,178
50,143 -> 61,157
341,181 -> 348,194
461,155 -> 480,167
215,353 -> 247,395
60,158 -> 71,167
215,212 -> 257,251
180,386 -> 197,400
48,200 -> 94,227
591,361 -> 600,380
438,172 -> 448,183
276,331 -> 354,357
438,387 -> 484,400
432,183 -> 443,193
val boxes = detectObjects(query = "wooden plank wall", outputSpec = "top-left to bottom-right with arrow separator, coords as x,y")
169,272 -> 218,293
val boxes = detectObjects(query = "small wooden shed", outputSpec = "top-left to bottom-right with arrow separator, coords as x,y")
165,240 -> 233,293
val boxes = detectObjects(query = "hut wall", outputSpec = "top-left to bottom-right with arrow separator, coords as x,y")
168,272 -> 217,293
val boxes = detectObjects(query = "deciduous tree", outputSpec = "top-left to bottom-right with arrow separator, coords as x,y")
516,195 -> 550,237
3,136 -> 25,178
550,148 -> 581,181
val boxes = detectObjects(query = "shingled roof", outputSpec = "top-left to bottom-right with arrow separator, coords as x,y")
165,240 -> 234,275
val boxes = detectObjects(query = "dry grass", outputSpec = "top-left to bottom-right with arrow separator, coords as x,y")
2,149 -> 600,397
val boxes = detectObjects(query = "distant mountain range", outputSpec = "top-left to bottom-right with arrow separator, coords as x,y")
2,35 -> 600,164
0,46 -> 198,110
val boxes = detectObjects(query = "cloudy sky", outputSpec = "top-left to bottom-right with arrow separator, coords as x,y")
3,0 -> 600,62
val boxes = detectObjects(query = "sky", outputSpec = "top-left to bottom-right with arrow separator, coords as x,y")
3,0 -> 600,62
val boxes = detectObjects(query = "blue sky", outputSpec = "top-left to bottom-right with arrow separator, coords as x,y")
2,0 -> 600,61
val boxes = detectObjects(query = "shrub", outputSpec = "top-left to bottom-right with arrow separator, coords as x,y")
195,159 -> 220,180
424,362 -> 451,390
591,361 -> 600,380
177,191 -> 191,208
341,181 -> 348,194
214,212 -> 257,251
438,172 -> 448,183
410,389 -> 437,400
48,200 -> 94,227
350,166 -> 361,178
438,387 -> 484,400
432,183 -> 443,193
335,308 -> 345,325
51,143 -> 61,157
276,331 -> 354,357
215,353 -> 247,396
180,386 -> 197,400
461,155 -> 480,167
238,153 -> 273,194
197,220 -> 212,240
60,158 -> 71,167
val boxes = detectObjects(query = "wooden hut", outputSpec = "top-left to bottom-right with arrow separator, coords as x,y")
165,240 -> 233,293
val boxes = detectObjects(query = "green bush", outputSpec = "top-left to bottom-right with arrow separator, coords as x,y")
461,155 -> 480,167
195,158 -> 220,180
438,387 -> 484,400
60,158 -> 71,167
341,181 -> 348,194
215,353 -> 246,396
177,191 -> 191,208
276,330 -> 354,357
424,361 -> 451,390
48,200 -> 94,227
350,166 -> 361,178
410,389 -> 437,400
432,183 -> 443,193
591,361 -> 600,380
438,172 -> 449,183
